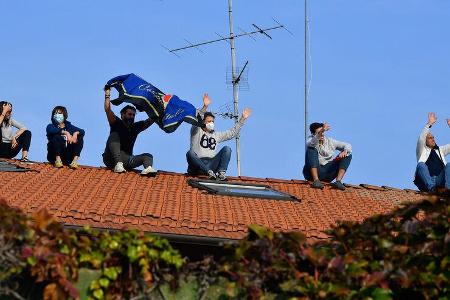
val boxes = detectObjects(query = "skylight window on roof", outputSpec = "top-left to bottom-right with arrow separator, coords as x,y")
188,179 -> 298,201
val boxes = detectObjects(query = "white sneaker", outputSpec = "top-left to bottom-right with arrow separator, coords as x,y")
114,162 -> 126,173
141,166 -> 157,175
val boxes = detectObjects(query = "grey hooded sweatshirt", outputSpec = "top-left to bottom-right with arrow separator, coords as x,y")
190,111 -> 244,158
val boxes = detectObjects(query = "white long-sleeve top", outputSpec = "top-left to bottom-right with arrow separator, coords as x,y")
190,109 -> 244,158
307,134 -> 352,166
416,124 -> 450,164
1,119 -> 26,143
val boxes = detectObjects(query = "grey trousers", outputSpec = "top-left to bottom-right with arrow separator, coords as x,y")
102,132 -> 153,169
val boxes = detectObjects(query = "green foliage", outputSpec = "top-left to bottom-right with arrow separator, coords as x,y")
1,192 -> 449,300
205,194 -> 450,299
0,200 -> 184,300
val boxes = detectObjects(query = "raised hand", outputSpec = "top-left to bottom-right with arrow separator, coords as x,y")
447,119 -> 450,128
202,93 -> 212,108
428,112 -> 437,125
242,107 -> 252,120
323,123 -> 331,131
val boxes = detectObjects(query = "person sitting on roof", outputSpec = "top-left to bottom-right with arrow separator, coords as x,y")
186,93 -> 251,181
413,113 -> 450,192
46,106 -> 85,169
102,86 -> 157,176
0,101 -> 32,162
303,122 -> 352,190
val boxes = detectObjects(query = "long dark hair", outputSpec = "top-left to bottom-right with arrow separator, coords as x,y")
0,101 -> 12,125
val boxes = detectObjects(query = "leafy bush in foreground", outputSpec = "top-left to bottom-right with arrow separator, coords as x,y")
0,200 -> 183,300
209,194 -> 450,299
1,192 -> 449,299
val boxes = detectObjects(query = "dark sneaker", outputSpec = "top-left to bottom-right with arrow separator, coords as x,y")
20,157 -> 29,163
332,180 -> 346,191
311,180 -> 324,189
217,171 -> 227,181
207,170 -> 217,180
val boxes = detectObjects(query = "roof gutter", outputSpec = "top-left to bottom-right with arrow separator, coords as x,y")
63,224 -> 238,246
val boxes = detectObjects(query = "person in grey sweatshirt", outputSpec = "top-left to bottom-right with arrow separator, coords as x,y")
303,122 -> 352,190
413,112 -> 450,192
186,93 -> 251,180
0,101 -> 32,162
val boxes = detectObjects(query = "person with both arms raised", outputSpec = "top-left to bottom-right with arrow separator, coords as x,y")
413,112 -> 450,192
102,86 -> 157,176
186,93 -> 252,180
46,106 -> 84,169
303,122 -> 352,190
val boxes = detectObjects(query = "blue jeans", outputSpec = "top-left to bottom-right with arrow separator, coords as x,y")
414,162 -> 450,192
302,147 -> 352,182
186,146 -> 232,174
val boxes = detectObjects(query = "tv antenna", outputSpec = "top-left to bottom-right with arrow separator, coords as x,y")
165,0 -> 292,176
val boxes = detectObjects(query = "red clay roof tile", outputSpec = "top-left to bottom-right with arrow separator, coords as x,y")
0,159 -> 425,242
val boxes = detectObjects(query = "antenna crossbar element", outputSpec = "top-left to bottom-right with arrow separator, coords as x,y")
168,24 -> 285,53
252,23 -> 272,39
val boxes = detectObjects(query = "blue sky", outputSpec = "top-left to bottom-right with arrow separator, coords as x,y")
1,1 -> 449,189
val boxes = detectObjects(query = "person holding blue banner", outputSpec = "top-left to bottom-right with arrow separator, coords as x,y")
105,73 -> 203,133
102,86 -> 157,176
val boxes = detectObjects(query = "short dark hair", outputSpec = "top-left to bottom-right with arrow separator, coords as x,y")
51,105 -> 68,122
120,105 -> 136,114
203,112 -> 215,121
309,122 -> 324,134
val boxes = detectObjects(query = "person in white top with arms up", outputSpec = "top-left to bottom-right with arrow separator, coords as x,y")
413,112 -> 450,192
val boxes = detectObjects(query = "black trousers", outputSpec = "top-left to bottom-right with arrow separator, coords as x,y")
47,135 -> 84,164
0,130 -> 32,159
102,131 -> 153,169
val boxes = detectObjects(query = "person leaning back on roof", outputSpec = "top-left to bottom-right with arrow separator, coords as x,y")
413,112 -> 450,192
303,122 -> 352,190
186,93 -> 252,181
102,86 -> 157,176
0,101 -> 32,162
46,106 -> 85,169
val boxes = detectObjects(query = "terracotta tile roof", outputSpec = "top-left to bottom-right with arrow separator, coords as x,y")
0,160 -> 426,241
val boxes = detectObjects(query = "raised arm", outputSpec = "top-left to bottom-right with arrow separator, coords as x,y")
191,93 -> 211,135
215,108 -> 252,142
417,113 -> 436,159
142,118 -> 155,131
306,123 -> 330,147
104,86 -> 117,126
0,103 -> 11,125
441,118 -> 450,156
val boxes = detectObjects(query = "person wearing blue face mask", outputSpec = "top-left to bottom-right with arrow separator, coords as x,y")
46,106 -> 85,169
186,93 -> 252,180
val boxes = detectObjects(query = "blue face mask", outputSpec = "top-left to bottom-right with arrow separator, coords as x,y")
53,113 -> 64,124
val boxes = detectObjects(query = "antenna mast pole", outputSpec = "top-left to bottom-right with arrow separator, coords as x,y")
304,0 -> 309,146
228,0 -> 242,176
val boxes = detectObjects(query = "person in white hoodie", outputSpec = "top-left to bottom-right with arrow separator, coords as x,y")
186,93 -> 251,181
413,112 -> 450,192
303,122 -> 352,190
